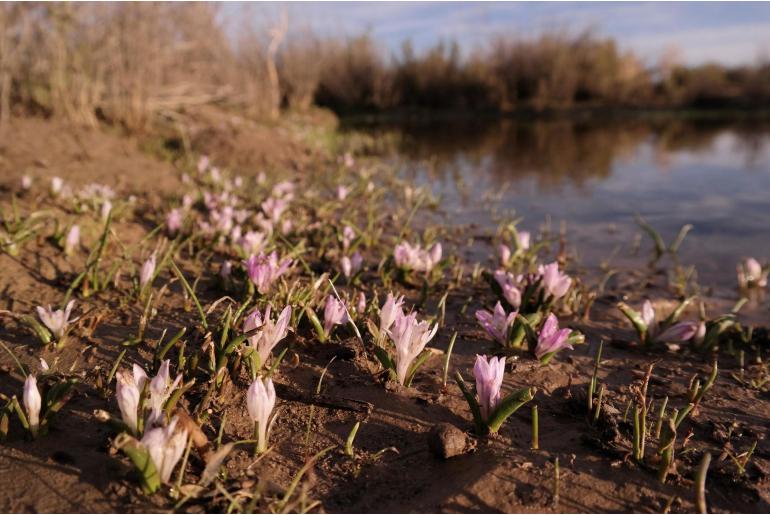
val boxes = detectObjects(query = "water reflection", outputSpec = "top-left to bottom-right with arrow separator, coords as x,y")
347,116 -> 770,288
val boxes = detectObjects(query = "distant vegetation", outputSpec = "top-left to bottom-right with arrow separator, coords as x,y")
2,3 -> 770,129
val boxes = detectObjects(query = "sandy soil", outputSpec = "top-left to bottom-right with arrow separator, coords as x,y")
0,113 -> 768,514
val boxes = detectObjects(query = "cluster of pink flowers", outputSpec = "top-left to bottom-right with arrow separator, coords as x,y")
243,305 -> 292,368
243,251 -> 293,294
165,160 -> 296,259
115,360 -> 182,435
379,293 -> 438,385
493,261 -> 572,310
394,241 -> 442,273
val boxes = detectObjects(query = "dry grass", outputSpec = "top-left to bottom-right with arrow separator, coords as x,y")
2,3 -> 769,131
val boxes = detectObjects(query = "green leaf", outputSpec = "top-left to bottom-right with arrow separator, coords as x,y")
520,278 -> 543,313
10,396 -> 29,430
487,387 -> 536,433
0,340 -> 28,377
617,302 -> 648,341
366,318 -> 380,341
662,296 -> 695,327
42,378 -> 77,423
305,306 -> 327,343
373,346 -> 397,381
117,434 -> 161,494
404,349 -> 432,387
218,307 -> 233,352
512,312 -> 541,352
19,315 -> 52,346
170,260 -> 208,329
0,410 -> 8,440
266,347 -> 288,378
669,224 -> 693,254
454,371 -> 485,435
155,327 -> 187,368
539,352 -> 556,365
636,215 -> 666,258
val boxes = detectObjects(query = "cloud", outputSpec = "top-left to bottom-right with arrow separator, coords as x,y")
228,1 -> 770,65
621,21 -> 770,65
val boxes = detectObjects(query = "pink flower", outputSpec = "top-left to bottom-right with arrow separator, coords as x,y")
243,252 -> 292,294
493,270 -> 522,309
390,311 -> 437,385
116,364 -> 149,434
36,300 -> 76,340
323,295 -> 349,336
379,292 -> 404,336
246,377 -> 276,453
139,253 -> 156,289
693,321 -> 707,345
140,417 -> 188,483
238,231 -> 266,256
197,155 -> 210,174
243,305 -> 292,367
262,197 -> 288,223
166,209 -> 183,235
656,321 -> 699,343
538,262 -> 572,300
50,176 -> 64,196
639,299 -> 659,339
475,302 -> 517,345
23,374 -> 42,434
220,260 -> 232,279
356,292 -> 367,314
342,226 -> 356,251
64,225 -> 80,256
498,244 -> 511,265
473,355 -> 505,421
341,252 -> 363,278
535,313 -> 573,360
101,200 -> 112,221
394,242 -> 442,273
147,360 -> 182,427
337,185 -> 350,200
641,300 -> 656,330
271,181 -> 295,200
737,257 -> 767,288
517,231 -> 531,250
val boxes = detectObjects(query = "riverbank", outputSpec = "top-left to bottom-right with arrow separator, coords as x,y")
0,110 -> 768,513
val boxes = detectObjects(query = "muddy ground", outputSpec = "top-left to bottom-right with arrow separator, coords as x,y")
0,112 -> 769,513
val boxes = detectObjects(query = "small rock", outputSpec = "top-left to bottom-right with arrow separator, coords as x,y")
428,423 -> 468,459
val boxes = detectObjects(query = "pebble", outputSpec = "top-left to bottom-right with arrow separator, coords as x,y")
428,422 -> 468,459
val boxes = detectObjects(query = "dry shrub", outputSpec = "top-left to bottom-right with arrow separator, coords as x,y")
315,34 -> 389,113
1,4 -> 769,128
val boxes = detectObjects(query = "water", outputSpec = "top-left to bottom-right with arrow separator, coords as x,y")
347,115 -> 770,289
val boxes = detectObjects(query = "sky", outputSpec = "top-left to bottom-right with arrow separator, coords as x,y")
230,1 -> 770,66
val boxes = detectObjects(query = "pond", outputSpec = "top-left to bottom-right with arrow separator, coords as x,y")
346,115 -> 770,291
